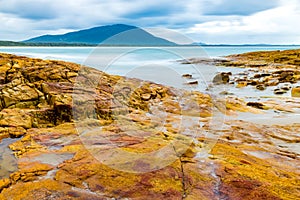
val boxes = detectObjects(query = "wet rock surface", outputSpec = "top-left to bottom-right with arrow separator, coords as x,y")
0,53 -> 299,199
292,86 -> 300,97
182,49 -> 300,96
219,50 -> 300,95
223,49 -> 300,70
212,72 -> 231,84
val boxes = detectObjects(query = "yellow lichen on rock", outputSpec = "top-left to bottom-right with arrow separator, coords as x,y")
211,141 -> 300,200
0,52 -> 299,199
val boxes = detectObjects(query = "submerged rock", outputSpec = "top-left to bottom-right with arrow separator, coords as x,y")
219,91 -> 234,95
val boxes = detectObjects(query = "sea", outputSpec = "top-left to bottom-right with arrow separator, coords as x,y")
0,45 -> 299,92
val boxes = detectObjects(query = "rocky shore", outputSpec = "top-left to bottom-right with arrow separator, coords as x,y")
182,49 -> 300,114
0,52 -> 299,199
182,49 -> 300,94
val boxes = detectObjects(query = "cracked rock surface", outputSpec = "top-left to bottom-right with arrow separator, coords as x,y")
0,53 -> 299,200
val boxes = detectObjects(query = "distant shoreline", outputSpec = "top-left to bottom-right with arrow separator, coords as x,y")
1,45 -> 300,48
1,40 -> 300,47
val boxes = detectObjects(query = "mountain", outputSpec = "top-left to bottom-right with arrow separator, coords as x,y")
23,24 -> 176,46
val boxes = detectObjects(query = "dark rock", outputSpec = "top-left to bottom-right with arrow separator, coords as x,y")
256,85 -> 266,90
187,80 -> 198,85
212,72 -> 230,84
274,88 -> 286,95
249,80 -> 259,86
246,102 -> 266,109
219,91 -> 234,95
254,73 -> 271,78
182,74 -> 192,79
280,83 -> 292,91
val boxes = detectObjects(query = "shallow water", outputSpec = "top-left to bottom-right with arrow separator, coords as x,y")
19,153 -> 74,166
0,138 -> 19,179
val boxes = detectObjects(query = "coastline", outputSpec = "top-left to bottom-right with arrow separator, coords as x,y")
0,51 -> 299,199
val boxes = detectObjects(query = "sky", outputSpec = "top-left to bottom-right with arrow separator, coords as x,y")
0,0 -> 300,44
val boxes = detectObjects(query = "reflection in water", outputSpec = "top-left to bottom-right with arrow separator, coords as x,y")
19,153 -> 74,166
0,138 -> 18,179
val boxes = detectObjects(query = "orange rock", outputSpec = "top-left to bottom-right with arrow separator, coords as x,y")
0,53 -> 299,200
291,86 -> 300,97
0,178 -> 11,191
10,162 -> 53,183
0,109 -> 32,129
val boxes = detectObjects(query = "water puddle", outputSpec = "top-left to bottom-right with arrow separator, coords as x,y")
19,153 -> 74,166
242,150 -> 273,159
229,109 -> 300,125
0,138 -> 19,179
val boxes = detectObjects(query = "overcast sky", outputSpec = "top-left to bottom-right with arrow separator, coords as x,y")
1,0 -> 300,44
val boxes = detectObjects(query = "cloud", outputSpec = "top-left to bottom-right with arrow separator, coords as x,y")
201,0 -> 280,16
0,0 -> 59,19
0,0 -> 298,44
184,0 -> 300,44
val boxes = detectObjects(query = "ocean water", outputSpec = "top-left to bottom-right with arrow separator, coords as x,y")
1,46 -> 299,65
0,46 -> 299,92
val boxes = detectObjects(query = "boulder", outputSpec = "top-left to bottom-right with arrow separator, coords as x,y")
212,72 -> 230,84
281,83 -> 292,91
236,81 -> 247,88
274,88 -> 286,95
256,84 -> 265,90
187,80 -> 198,85
246,102 -> 267,110
182,74 -> 192,79
278,71 -> 295,83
